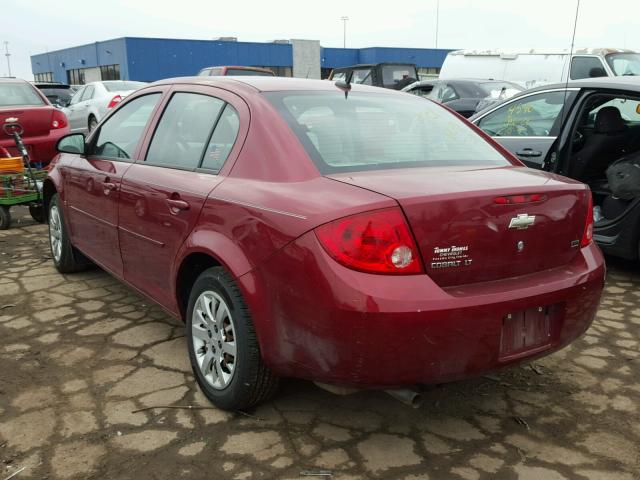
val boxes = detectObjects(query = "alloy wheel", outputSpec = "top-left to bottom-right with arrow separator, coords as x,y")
191,291 -> 237,390
49,204 -> 63,262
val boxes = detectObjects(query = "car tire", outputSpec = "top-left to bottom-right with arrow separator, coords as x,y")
29,204 -> 44,223
88,116 -> 98,132
186,266 -> 278,410
0,206 -> 10,230
48,194 -> 88,273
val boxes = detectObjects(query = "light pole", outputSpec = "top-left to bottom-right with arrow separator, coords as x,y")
435,0 -> 440,49
341,16 -> 349,48
3,41 -> 11,77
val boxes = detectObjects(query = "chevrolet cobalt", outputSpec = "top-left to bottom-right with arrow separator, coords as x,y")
44,77 -> 605,410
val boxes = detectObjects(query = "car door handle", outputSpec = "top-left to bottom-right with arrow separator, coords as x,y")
516,149 -> 542,158
166,198 -> 190,211
103,181 -> 117,194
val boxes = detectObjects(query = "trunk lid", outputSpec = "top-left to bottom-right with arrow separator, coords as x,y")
329,166 -> 590,287
0,106 -> 55,139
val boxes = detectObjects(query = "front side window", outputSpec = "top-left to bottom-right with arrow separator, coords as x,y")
570,56 -> 607,80
0,82 -> 45,107
266,91 -> 509,173
146,92 -> 225,169
93,93 -> 160,160
440,85 -> 459,103
477,91 -> 572,137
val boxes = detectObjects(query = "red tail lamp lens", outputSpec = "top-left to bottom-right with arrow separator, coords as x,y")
494,194 -> 547,205
107,95 -> 122,109
581,193 -> 594,248
315,208 -> 423,274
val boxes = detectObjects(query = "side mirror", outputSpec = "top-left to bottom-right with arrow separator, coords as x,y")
56,133 -> 86,155
589,67 -> 607,78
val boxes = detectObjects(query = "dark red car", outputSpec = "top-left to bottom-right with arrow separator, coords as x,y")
0,78 -> 69,165
44,77 -> 605,410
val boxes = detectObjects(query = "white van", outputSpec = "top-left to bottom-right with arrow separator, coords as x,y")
439,48 -> 640,89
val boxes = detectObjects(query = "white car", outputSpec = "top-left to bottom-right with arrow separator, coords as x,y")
64,81 -> 147,133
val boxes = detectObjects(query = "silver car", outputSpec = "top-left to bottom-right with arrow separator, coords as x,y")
64,80 -> 147,133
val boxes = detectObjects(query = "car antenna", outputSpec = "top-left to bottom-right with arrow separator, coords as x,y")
559,0 -> 580,129
335,71 -> 352,99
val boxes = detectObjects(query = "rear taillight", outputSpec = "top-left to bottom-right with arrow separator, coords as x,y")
494,194 -> 547,205
107,95 -> 122,109
581,193 -> 594,247
315,208 -> 423,274
51,109 -> 68,130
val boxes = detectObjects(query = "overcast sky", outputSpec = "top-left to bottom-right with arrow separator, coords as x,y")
3,0 -> 639,79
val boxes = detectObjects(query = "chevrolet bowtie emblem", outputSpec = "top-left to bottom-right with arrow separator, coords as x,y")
509,213 -> 536,230
4,117 -> 18,123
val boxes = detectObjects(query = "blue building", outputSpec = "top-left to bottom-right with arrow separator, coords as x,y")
31,37 -> 452,84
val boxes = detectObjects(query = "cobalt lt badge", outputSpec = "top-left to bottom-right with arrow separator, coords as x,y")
509,213 -> 535,230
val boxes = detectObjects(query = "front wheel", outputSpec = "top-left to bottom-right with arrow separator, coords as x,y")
0,206 -> 10,230
48,194 -> 88,273
186,267 -> 278,410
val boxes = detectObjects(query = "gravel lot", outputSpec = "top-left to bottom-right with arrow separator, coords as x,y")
0,209 -> 638,480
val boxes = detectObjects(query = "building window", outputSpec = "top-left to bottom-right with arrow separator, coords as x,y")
67,68 -> 86,85
34,72 -> 54,82
100,64 -> 121,81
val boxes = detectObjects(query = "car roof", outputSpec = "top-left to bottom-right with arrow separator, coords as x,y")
526,76 -> 640,93
0,77 -> 28,84
149,76 -> 405,94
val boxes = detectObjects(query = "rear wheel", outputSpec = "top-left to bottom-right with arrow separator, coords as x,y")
0,206 -> 10,230
48,194 -> 87,273
186,267 -> 278,410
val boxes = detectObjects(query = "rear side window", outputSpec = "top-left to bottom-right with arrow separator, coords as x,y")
381,65 -> 417,89
266,91 -> 509,173
146,92 -> 225,169
225,69 -> 273,76
202,105 -> 240,171
80,85 -> 94,102
570,57 -> 607,80
93,93 -> 161,160
0,83 -> 44,107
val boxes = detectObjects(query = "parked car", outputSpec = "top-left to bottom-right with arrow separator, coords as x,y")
32,82 -> 73,108
441,48 -> 640,89
44,76 -> 604,410
328,63 -> 419,90
0,78 -> 69,165
64,80 -> 147,133
403,78 -> 524,117
470,76 -> 640,260
197,66 -> 275,76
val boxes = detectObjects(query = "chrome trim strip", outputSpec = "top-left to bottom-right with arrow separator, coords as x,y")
208,196 -> 308,220
69,205 -> 117,228
118,225 -> 165,247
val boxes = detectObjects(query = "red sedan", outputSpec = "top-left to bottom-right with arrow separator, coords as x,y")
0,78 -> 69,165
44,77 -> 605,410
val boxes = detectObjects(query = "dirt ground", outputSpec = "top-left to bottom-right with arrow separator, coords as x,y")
0,207 -> 638,480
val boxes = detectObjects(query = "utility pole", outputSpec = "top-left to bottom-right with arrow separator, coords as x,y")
341,16 -> 349,48
435,0 -> 440,49
3,41 -> 11,77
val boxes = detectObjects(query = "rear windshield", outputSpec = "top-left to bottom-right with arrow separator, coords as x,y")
102,81 -> 146,92
0,82 -> 45,107
266,91 -> 509,173
226,69 -> 273,76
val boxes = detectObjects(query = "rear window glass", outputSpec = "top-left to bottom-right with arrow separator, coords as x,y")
225,69 -> 273,76
0,83 -> 45,107
381,65 -> 418,89
102,81 -> 146,92
266,91 -> 509,173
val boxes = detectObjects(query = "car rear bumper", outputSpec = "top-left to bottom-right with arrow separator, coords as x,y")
0,127 -> 68,165
244,232 -> 605,388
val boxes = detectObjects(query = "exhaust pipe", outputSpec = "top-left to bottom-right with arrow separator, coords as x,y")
385,389 -> 423,409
